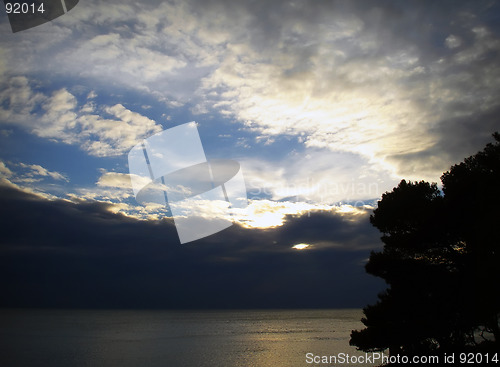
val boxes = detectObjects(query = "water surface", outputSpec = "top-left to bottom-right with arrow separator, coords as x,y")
0,309 -> 376,367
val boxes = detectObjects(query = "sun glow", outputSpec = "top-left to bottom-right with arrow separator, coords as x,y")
235,200 -> 332,229
292,243 -> 310,250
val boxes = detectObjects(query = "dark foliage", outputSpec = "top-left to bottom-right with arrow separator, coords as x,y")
350,133 -> 500,356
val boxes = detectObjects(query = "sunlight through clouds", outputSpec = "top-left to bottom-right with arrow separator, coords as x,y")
0,0 -> 499,235
234,199 -> 370,229
292,243 -> 310,250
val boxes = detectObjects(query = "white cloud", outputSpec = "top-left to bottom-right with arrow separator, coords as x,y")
75,103 -> 163,156
0,76 -> 46,125
0,161 -> 68,184
242,149 -> 398,205
197,42 -> 435,177
1,0 -> 498,185
2,158 -> 375,229
0,0 -> 222,105
0,161 -> 12,178
75,165 -> 374,228
96,171 -> 133,189
35,89 -> 79,142
0,78 -> 163,157
190,2 -> 500,182
66,169 -> 170,221
65,170 -> 173,222
0,162 -> 66,200
18,163 -> 69,182
445,35 -> 461,49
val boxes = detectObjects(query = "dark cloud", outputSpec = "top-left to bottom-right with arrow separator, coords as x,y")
6,0 -> 499,309
189,0 -> 499,64
0,185 -> 383,309
387,107 -> 500,178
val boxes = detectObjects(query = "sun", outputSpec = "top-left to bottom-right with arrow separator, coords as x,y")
292,243 -> 310,250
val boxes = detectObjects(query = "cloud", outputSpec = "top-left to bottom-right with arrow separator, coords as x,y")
445,35 -> 462,49
0,183 -> 383,308
76,103 -> 163,156
68,169 -> 172,221
0,163 -> 63,200
242,149 -> 398,204
0,161 -> 68,186
0,76 -> 45,125
190,1 -> 500,181
96,171 -> 133,189
84,167 -> 377,228
0,78 -> 163,156
17,163 -> 69,182
0,0 -> 219,104
35,89 -> 78,141
235,199 -> 372,229
0,161 -> 12,178
1,0 -> 499,199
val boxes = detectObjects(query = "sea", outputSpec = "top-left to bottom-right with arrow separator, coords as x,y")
0,309 -> 381,367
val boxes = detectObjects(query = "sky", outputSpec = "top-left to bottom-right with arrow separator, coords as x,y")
0,0 -> 499,308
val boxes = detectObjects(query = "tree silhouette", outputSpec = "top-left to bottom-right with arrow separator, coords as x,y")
350,133 -> 500,356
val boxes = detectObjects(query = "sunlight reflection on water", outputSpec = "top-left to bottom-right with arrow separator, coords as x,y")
0,309 -> 378,367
